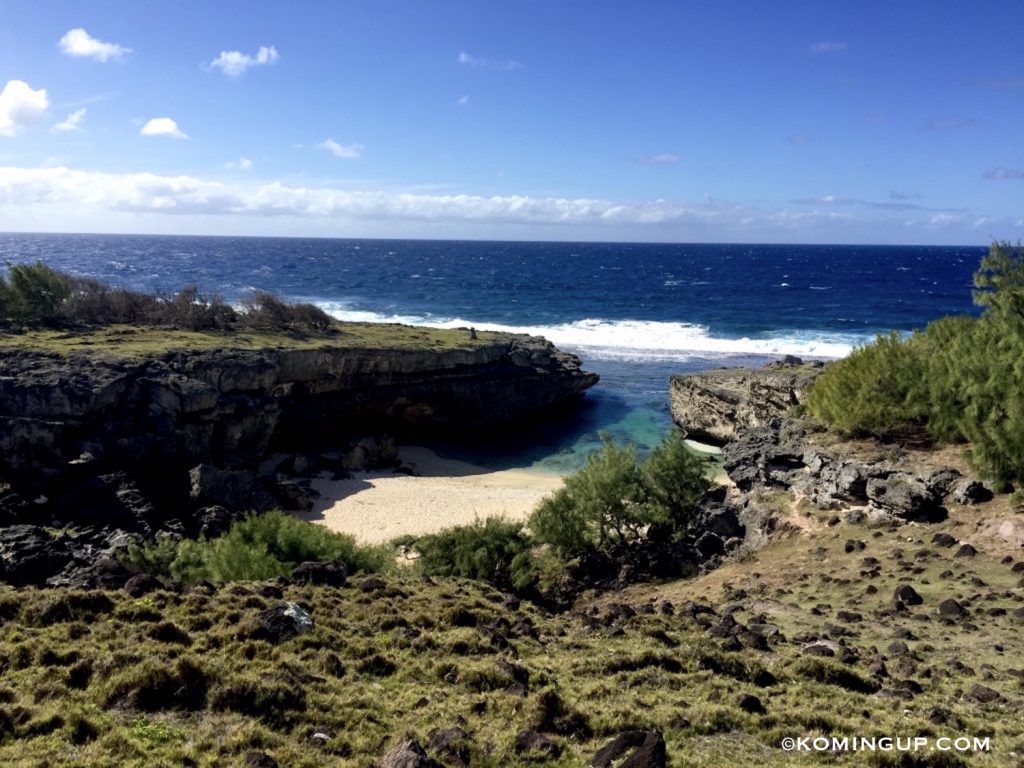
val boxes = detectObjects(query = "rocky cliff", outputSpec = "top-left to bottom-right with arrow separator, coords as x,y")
0,331 -> 597,585
671,356 -> 997,559
0,334 -> 596,478
669,355 -> 823,445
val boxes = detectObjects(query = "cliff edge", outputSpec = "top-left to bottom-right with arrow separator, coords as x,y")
669,355 -> 823,445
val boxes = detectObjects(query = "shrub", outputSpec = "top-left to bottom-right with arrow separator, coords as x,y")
804,331 -> 928,438
151,285 -> 236,330
805,242 -> 1024,488
529,431 -> 711,560
239,290 -> 333,331
530,437 -> 646,557
2,261 -> 71,325
62,276 -> 161,325
125,510 -> 391,583
641,427 -> 713,528
414,517 -> 532,586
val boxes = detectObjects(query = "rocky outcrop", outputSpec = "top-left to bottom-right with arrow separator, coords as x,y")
0,331 -> 597,585
669,356 -> 823,445
0,335 -> 596,478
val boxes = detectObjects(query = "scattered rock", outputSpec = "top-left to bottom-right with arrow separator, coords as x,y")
380,739 -> 444,768
291,560 -> 348,587
932,533 -> 958,548
737,694 -> 765,714
937,598 -> 967,620
893,584 -> 924,606
239,602 -> 314,644
952,479 -> 993,505
954,544 -> 977,558
967,684 -> 1001,704
243,751 -> 279,768
123,573 -> 162,598
514,730 -> 561,758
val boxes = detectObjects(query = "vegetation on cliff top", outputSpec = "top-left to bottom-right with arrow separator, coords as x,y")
2,490 -> 1023,767
0,262 -> 502,354
806,241 -> 1024,488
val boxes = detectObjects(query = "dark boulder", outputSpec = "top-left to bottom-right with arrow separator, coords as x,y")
968,684 -> 1001,704
57,472 -> 157,535
737,694 -> 766,714
591,730 -> 648,767
937,598 -> 967,619
379,739 -> 444,768
0,525 -> 74,586
123,573 -> 163,598
952,479 -> 993,505
514,730 -> 561,758
291,559 -> 348,587
893,584 -> 924,606
238,602 -> 314,644
244,752 -> 279,768
188,464 -> 278,513
867,474 -> 943,521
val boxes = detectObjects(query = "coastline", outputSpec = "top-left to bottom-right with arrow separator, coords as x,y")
299,445 -> 565,544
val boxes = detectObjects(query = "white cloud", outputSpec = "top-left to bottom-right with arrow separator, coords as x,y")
0,164 -> 1001,244
457,94 -> 470,106
925,117 -> 976,131
318,138 -> 364,159
984,167 -> 1024,180
0,80 -> 49,137
640,153 -> 680,165
52,108 -> 87,133
208,45 -> 279,77
810,41 -> 848,54
224,157 -> 254,171
457,51 -> 523,71
140,117 -> 188,139
0,165 -> 837,231
59,28 -> 131,62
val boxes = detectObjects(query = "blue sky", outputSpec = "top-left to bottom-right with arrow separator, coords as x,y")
0,0 -> 1021,244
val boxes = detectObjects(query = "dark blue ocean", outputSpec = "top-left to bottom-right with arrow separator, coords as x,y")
0,233 -> 985,471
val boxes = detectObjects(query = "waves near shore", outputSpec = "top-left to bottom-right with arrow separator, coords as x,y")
317,303 -> 862,361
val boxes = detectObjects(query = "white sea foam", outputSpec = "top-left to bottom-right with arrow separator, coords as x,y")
315,301 -> 862,361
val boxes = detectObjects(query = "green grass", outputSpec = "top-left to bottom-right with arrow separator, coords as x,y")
0,322 -> 506,358
1,490 -> 1022,768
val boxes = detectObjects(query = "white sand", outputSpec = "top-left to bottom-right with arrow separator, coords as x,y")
300,446 -> 564,544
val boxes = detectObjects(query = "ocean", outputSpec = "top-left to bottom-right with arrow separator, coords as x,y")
0,233 -> 986,472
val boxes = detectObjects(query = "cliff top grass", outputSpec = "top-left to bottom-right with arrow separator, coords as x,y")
0,322 -> 506,358
0,261 -> 508,358
2,495 -> 1023,768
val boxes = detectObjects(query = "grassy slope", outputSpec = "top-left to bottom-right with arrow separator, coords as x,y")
0,323 -> 505,357
1,482 -> 1022,767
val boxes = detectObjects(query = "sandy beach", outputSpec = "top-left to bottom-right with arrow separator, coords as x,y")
300,446 -> 565,544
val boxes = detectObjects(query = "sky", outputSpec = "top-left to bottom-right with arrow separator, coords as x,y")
0,0 -> 1021,245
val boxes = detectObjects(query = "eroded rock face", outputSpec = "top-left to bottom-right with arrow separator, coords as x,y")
670,356 -> 823,446
0,336 -> 597,479
0,334 -> 597,586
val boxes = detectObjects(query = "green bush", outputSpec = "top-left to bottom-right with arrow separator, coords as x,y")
804,331 -> 929,438
125,510 -> 391,583
805,241 -> 1024,488
0,262 -> 337,332
529,431 -> 711,559
2,261 -> 71,325
414,517 -> 531,585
